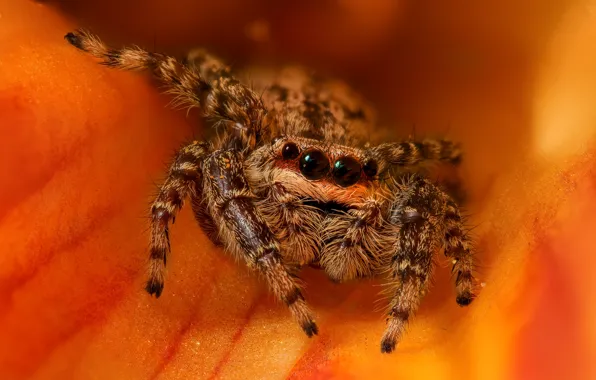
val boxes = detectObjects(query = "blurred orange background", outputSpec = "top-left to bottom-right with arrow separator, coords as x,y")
1,0 -> 595,379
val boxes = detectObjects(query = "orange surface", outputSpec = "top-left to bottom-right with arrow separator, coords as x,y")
1,1 -> 595,379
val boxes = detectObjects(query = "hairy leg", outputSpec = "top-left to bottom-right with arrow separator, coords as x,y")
381,259 -> 432,354
367,139 -> 462,176
147,141 -> 210,297
443,199 -> 477,306
380,174 -> 475,353
184,48 -> 233,84
203,148 -> 318,336
65,29 -> 269,149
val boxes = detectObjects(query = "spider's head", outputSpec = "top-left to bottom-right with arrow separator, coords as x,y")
245,136 -> 380,206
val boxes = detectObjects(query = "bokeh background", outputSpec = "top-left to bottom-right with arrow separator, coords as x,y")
1,0 -> 595,379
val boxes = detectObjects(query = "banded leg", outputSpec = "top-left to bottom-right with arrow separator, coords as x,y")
367,139 -> 462,176
184,48 -> 232,84
380,175 -> 454,353
204,149 -> 318,336
443,199 -> 477,306
147,141 -> 210,297
65,29 -> 269,148
381,261 -> 432,354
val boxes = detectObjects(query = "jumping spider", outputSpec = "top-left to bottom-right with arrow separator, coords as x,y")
65,29 -> 477,354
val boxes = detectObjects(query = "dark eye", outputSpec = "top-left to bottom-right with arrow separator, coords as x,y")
363,159 -> 378,177
299,149 -> 330,180
282,142 -> 300,160
332,156 -> 362,187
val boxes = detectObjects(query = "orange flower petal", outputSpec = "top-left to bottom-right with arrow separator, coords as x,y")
1,1 -> 595,379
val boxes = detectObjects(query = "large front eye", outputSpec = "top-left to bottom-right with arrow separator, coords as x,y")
332,156 -> 362,187
299,149 -> 330,180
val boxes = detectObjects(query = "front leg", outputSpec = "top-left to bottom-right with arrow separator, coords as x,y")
367,139 -> 462,175
184,48 -> 232,84
204,149 -> 318,337
65,29 -> 270,149
380,175 -> 476,353
443,199 -> 477,306
147,141 -> 210,297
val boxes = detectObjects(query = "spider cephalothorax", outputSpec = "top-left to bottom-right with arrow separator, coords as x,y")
65,29 -> 478,353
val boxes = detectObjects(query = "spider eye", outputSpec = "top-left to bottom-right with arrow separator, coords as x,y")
363,159 -> 378,177
332,156 -> 362,187
282,142 -> 300,160
299,149 -> 330,180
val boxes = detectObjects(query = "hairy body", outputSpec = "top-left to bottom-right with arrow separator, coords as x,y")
65,29 -> 478,353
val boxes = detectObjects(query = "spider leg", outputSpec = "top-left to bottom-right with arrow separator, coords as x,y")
367,139 -> 462,175
183,48 -> 233,84
147,141 -> 210,297
203,149 -> 318,337
65,29 -> 208,108
380,175 -> 476,353
443,199 -> 476,306
65,29 -> 269,149
381,257 -> 432,354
